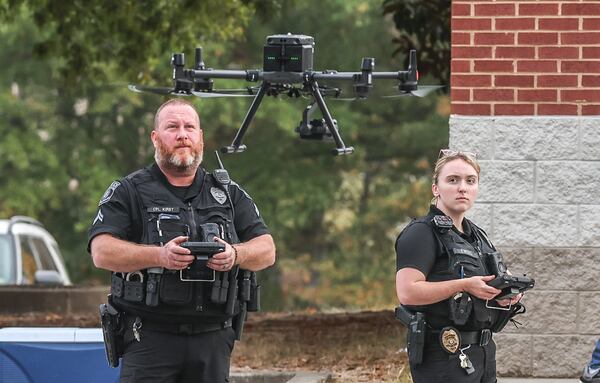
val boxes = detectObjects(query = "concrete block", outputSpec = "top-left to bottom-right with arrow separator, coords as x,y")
580,205 -> 600,247
478,161 -> 534,203
494,117 -> 579,161
496,247 -> 536,279
532,335 -> 597,377
449,116 -> 495,160
493,205 -> 578,247
530,248 -> 600,291
495,333 -> 534,377
536,161 -> 600,204
467,203 -> 493,238
578,292 -> 600,334
501,291 -> 578,334
580,118 -> 600,160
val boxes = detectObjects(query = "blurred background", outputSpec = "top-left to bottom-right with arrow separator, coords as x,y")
0,0 -> 450,311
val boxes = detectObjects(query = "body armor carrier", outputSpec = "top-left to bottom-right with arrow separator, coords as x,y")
110,167 -> 248,324
402,214 -> 501,330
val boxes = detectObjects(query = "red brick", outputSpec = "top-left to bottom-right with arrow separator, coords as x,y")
537,75 -> 578,87
518,32 -> 559,45
452,32 -> 471,45
539,18 -> 580,30
496,46 -> 535,59
539,47 -> 579,59
519,3 -> 559,16
538,104 -> 579,115
452,3 -> 471,17
451,103 -> 491,115
452,88 -> 470,102
474,89 -> 515,102
583,47 -> 600,59
518,89 -> 557,102
583,18 -> 600,30
494,104 -> 535,115
562,90 -> 600,102
562,61 -> 600,73
474,60 -> 515,72
494,75 -> 534,87
453,46 -> 493,59
496,18 -> 536,30
517,60 -> 558,72
583,105 -> 600,115
562,3 -> 600,16
474,32 -> 514,45
474,3 -> 515,16
561,32 -> 600,44
451,74 -> 492,87
451,60 -> 471,73
452,18 -> 492,31
582,75 -> 600,87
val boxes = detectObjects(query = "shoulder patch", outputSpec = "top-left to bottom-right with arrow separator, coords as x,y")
99,181 -> 121,206
210,186 -> 227,205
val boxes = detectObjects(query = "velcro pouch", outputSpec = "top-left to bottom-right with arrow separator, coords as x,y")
123,280 -> 145,302
111,274 -> 124,298
159,272 -> 192,305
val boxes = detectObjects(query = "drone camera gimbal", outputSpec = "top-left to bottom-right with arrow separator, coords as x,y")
130,33 -> 442,155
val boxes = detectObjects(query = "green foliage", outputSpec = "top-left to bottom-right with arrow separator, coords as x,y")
383,0 -> 451,85
0,0 -> 449,309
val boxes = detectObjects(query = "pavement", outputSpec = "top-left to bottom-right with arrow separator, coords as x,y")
498,379 -> 581,383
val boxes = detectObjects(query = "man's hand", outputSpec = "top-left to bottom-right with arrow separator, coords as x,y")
207,237 -> 237,272
158,236 -> 194,270
463,275 -> 502,300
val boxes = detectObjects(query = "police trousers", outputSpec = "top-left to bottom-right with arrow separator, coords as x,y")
119,325 -> 236,383
410,339 -> 497,383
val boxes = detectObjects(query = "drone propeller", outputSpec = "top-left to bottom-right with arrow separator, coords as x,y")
128,84 -> 193,96
383,85 -> 445,98
191,90 -> 254,98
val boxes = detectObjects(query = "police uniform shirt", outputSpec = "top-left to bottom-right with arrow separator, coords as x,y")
88,163 -> 269,248
395,205 -> 478,329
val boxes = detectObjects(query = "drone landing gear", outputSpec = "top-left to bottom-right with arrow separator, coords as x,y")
221,82 -> 269,154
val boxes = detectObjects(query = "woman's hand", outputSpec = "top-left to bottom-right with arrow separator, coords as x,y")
462,275 -> 502,300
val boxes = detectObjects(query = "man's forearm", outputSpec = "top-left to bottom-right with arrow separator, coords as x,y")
235,234 -> 276,271
398,279 -> 467,306
91,234 -> 161,273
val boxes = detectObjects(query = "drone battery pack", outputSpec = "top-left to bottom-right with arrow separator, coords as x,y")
263,34 -> 314,72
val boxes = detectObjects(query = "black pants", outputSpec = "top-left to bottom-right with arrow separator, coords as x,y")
410,339 -> 497,383
119,326 -> 236,383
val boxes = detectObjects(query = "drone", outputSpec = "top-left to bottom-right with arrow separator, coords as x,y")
130,33 -> 442,155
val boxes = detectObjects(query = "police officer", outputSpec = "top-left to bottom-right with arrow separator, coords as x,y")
89,99 -> 276,383
395,149 -> 522,383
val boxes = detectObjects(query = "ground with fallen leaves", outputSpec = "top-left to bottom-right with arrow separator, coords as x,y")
0,310 -> 410,382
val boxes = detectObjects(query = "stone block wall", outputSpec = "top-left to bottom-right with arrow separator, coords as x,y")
451,116 -> 600,377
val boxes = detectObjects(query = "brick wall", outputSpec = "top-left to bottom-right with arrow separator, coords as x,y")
449,0 -> 600,378
451,0 -> 600,115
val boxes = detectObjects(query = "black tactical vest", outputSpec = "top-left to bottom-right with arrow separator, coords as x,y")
402,213 -> 500,330
110,167 -> 241,323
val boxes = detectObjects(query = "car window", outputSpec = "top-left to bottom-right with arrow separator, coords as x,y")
0,234 -> 15,284
19,235 -> 38,284
31,237 -> 58,272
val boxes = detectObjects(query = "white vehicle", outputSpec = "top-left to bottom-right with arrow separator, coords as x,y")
0,216 -> 71,286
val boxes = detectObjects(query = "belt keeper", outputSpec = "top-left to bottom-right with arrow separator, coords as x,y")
479,329 -> 492,346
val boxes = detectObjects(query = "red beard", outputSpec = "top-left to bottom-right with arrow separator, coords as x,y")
154,137 -> 203,173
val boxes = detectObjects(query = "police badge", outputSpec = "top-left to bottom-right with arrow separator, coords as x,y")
210,187 -> 227,205
439,326 -> 461,354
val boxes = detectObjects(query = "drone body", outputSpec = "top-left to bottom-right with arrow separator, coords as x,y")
130,33 -> 441,155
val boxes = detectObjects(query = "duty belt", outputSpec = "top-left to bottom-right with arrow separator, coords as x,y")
427,328 -> 492,347
126,316 -> 232,335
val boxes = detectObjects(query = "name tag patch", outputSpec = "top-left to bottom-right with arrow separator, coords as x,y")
147,207 -> 180,213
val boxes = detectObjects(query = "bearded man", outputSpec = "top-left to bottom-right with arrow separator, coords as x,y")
89,99 -> 276,383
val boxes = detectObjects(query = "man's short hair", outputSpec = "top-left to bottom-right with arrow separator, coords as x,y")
153,99 -> 200,131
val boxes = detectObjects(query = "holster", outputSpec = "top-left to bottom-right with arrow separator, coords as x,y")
407,312 -> 426,366
99,297 -> 125,368
395,306 -> 426,366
